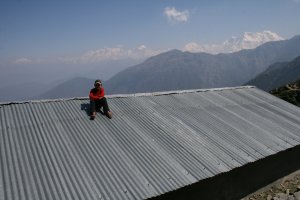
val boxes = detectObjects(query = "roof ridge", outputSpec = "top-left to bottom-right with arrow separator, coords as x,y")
0,86 -> 255,106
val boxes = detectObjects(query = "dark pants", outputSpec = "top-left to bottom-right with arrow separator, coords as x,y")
90,97 -> 110,115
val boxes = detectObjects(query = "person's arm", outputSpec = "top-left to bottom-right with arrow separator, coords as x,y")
99,87 -> 105,98
89,89 -> 99,100
89,88 -> 105,100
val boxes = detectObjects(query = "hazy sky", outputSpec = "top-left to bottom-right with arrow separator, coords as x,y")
1,0 -> 300,64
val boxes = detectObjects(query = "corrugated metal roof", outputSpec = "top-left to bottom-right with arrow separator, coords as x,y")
1,86 -> 300,200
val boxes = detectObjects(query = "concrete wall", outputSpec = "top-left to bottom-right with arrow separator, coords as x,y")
150,145 -> 300,200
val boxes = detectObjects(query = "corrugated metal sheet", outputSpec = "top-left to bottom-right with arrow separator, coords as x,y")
1,86 -> 300,200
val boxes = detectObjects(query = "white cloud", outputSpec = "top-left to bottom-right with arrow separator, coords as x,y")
11,46 -> 168,65
137,45 -> 147,50
183,42 -> 222,54
61,45 -> 168,64
164,7 -> 189,23
183,42 -> 200,53
14,58 -> 33,64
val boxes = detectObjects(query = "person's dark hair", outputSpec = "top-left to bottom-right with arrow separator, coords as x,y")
94,79 -> 101,84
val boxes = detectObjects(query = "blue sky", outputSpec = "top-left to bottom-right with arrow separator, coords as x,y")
1,0 -> 300,64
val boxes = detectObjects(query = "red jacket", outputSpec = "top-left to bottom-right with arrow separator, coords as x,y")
89,87 -> 105,101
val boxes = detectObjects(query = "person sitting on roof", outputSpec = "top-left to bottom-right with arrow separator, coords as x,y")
89,79 -> 112,120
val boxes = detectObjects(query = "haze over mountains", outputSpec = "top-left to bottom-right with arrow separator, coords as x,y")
1,32 -> 300,101
0,59 -> 140,102
37,35 -> 300,99
40,77 -> 95,100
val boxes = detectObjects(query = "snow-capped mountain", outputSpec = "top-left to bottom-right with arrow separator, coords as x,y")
183,31 -> 284,54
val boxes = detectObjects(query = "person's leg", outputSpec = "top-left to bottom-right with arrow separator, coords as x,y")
99,97 -> 109,113
90,100 -> 96,119
99,97 -> 112,118
95,99 -> 102,112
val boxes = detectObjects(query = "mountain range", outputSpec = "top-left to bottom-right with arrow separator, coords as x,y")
247,55 -> 300,91
183,30 -> 284,54
104,35 -> 300,95
39,35 -> 300,99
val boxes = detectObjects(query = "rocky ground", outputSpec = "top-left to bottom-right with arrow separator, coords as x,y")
242,170 -> 300,200
270,79 -> 300,107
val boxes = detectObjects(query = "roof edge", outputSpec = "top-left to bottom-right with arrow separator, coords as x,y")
108,86 -> 256,98
0,86 -> 256,106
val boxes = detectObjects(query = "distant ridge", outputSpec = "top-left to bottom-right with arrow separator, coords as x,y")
105,35 -> 300,95
39,77 -> 94,99
247,55 -> 300,91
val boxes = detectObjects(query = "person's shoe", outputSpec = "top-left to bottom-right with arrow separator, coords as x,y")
106,111 -> 113,119
90,112 -> 96,120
